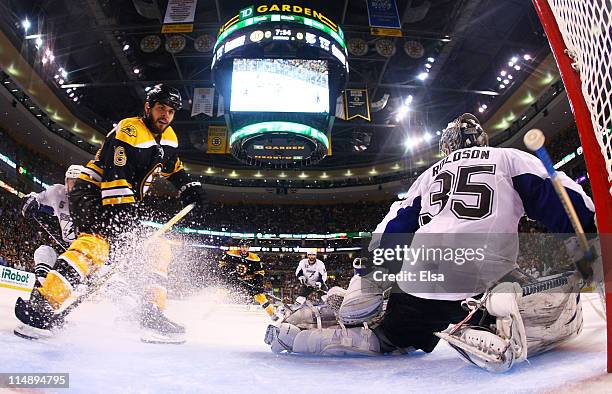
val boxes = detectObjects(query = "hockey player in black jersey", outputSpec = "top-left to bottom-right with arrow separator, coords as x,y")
218,241 -> 277,320
14,84 -> 207,343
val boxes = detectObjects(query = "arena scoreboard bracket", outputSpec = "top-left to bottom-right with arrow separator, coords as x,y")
211,3 -> 349,169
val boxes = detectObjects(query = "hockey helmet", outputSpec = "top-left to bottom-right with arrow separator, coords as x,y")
439,113 -> 489,157
146,84 -> 182,111
65,165 -> 84,180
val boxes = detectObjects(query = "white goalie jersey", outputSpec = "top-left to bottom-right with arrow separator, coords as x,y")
370,146 -> 596,300
31,184 -> 76,243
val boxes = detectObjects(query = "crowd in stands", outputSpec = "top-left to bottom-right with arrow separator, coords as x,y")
0,192 -> 53,271
0,129 -> 65,191
0,120 -> 595,298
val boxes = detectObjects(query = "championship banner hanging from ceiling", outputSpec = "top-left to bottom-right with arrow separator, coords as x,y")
162,0 -> 197,33
366,0 -> 402,37
191,88 -> 215,117
344,89 -> 371,121
207,125 -> 229,154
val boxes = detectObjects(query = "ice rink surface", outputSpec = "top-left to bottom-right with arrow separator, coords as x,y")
0,287 -> 609,394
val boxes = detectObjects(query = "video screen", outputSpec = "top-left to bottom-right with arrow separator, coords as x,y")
230,58 -> 329,113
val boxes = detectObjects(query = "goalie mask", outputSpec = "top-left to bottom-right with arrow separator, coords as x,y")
439,113 -> 489,157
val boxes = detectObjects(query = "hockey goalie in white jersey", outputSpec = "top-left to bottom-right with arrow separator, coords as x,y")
265,113 -> 600,373
21,165 -> 83,284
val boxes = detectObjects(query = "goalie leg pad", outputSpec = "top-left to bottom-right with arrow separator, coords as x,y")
520,273 -> 583,356
338,275 -> 387,325
284,303 -> 339,329
265,323 -> 302,353
292,326 -> 381,356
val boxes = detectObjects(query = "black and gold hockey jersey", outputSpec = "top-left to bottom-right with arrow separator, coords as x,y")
77,117 -> 189,206
219,249 -> 265,280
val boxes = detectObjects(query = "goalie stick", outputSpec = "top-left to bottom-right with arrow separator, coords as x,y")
524,129 -> 596,280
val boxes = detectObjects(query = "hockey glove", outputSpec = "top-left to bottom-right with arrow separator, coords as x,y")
315,282 -> 322,290
22,194 -> 40,218
298,276 -> 306,285
179,181 -> 206,208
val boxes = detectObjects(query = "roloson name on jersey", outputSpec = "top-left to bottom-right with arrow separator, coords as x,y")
432,149 -> 490,176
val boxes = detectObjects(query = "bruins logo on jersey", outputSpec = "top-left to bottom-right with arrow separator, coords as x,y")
235,263 -> 248,276
120,124 -> 137,137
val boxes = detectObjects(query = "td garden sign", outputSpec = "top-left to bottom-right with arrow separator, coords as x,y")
219,4 -> 340,36
211,2 -> 349,169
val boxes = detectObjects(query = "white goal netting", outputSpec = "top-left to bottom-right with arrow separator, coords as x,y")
546,0 -> 612,194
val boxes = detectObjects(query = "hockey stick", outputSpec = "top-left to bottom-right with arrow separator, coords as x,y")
56,203 -> 195,318
33,216 -> 67,252
524,129 -> 595,278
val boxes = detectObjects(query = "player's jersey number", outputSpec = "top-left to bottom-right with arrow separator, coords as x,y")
420,164 -> 496,225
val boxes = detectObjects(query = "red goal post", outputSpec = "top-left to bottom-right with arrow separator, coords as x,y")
532,0 -> 612,372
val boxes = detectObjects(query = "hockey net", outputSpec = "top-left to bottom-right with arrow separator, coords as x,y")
532,0 -> 612,372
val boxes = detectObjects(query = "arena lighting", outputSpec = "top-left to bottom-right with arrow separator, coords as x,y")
427,57 -> 435,63
423,132 -> 432,142
60,69 -> 68,78
344,170 -> 352,176
511,56 -> 518,63
497,77 -> 502,82
405,95 -> 413,105
215,13 -> 346,52
133,67 -> 140,74
22,19 -> 31,31
123,43 -> 130,51
499,84 -> 505,89
523,54 -> 532,60
425,63 -> 432,69
229,170 -> 239,177
500,70 -> 507,76
417,72 -> 428,81
298,172 -> 308,178
320,172 -> 329,179
35,37 -> 43,48
254,171 -> 262,177
514,65 -> 521,71
229,121 -> 329,149
482,104 -> 488,109
369,168 -> 377,175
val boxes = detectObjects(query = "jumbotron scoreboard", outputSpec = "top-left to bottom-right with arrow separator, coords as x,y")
211,3 -> 349,168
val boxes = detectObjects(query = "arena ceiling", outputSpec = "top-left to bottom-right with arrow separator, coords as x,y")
0,0 -> 552,174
